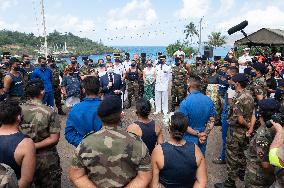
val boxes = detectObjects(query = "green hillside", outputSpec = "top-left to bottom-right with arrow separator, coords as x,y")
0,30 -> 118,57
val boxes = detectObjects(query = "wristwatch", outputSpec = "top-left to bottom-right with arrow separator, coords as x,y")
196,130 -> 200,137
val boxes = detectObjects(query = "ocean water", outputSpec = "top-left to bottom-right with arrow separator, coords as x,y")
66,46 -> 231,65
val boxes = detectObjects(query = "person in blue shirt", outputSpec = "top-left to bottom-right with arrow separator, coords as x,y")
30,57 -> 54,106
65,76 -> 102,147
179,76 -> 216,155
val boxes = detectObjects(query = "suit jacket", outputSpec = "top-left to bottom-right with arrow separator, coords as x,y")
100,73 -> 123,96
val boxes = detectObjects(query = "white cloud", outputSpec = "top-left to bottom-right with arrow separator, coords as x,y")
176,0 -> 210,19
216,0 -> 234,15
0,0 -> 18,11
106,0 -> 157,30
218,6 -> 284,32
44,14 -> 96,33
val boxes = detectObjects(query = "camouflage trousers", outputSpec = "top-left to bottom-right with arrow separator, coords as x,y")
0,163 -> 18,188
54,86 -> 62,110
33,150 -> 62,188
171,85 -> 187,111
138,80 -> 144,98
244,166 -> 275,188
226,125 -> 249,181
127,81 -> 139,107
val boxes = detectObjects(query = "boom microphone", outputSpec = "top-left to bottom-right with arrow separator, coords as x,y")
227,20 -> 248,35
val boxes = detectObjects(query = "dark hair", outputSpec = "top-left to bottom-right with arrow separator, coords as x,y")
22,54 -> 29,60
25,79 -> 44,98
98,112 -> 121,125
136,98 -> 151,118
228,66 -> 239,75
8,57 -> 19,67
0,100 -> 21,125
239,81 -> 248,89
81,76 -> 100,96
38,56 -> 46,62
188,76 -> 201,90
70,55 -> 77,60
98,59 -> 104,63
170,112 -> 188,141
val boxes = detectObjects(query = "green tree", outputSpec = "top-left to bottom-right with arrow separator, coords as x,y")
207,32 -> 226,48
184,22 -> 199,43
166,40 -> 196,57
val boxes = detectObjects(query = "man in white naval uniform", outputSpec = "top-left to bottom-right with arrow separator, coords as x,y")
154,55 -> 171,115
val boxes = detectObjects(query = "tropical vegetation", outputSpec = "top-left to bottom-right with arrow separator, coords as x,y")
0,30 -> 118,57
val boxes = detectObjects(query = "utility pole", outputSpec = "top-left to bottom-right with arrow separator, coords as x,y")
199,16 -> 204,55
41,0 -> 48,57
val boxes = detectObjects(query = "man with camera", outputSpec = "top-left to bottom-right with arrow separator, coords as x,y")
244,99 -> 281,187
269,119 -> 284,188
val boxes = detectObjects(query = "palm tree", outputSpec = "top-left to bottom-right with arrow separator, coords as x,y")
184,22 -> 199,44
207,32 -> 226,48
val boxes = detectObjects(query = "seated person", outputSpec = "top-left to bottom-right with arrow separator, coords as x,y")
127,98 -> 163,154
0,100 -> 35,188
151,112 -> 207,188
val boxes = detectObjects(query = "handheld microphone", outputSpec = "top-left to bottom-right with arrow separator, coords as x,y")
227,20 -> 248,35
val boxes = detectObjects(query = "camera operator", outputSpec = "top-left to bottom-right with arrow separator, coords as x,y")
269,120 -> 284,188
244,99 -> 282,187
275,79 -> 284,114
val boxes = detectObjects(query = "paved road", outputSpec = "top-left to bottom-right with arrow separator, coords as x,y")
57,108 -> 244,188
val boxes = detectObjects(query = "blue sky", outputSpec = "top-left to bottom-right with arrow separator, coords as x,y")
0,0 -> 284,46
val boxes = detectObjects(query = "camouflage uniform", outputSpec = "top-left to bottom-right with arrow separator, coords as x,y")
251,76 -> 267,102
20,99 -> 62,188
79,64 -> 93,78
137,60 -> 145,98
126,68 -> 140,108
71,126 -> 151,188
51,68 -> 63,112
191,65 -> 208,94
244,126 -> 275,187
226,89 -> 254,183
171,65 -> 188,112
0,163 -> 18,188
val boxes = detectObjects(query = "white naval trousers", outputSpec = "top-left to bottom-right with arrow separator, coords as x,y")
155,90 -> 168,114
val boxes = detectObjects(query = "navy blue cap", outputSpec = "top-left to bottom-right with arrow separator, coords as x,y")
252,62 -> 267,74
258,98 -> 280,111
232,73 -> 248,82
278,79 -> 284,87
98,96 -> 122,117
244,67 -> 252,75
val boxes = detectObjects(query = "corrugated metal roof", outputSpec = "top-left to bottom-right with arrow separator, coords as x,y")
235,28 -> 284,46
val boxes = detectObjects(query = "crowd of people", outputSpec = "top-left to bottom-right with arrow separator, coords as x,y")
0,46 -> 284,188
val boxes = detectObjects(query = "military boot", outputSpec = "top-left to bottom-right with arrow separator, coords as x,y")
214,178 -> 236,188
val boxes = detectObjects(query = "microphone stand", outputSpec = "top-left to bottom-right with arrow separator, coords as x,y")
239,29 -> 283,79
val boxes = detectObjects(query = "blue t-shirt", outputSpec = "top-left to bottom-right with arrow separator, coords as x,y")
65,97 -> 102,147
30,67 -> 53,92
179,90 -> 216,133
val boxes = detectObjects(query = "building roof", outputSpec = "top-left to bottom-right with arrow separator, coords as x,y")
234,28 -> 284,46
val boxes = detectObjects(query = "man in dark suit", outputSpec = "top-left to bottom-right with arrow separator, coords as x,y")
100,62 -> 123,98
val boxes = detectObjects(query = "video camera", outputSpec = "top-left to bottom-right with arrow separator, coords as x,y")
266,113 -> 284,128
